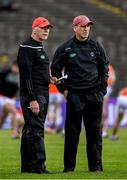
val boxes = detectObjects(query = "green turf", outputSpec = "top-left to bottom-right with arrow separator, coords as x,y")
0,128 -> 127,179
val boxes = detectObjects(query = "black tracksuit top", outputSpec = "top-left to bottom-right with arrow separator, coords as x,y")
51,36 -> 109,95
17,37 -> 50,101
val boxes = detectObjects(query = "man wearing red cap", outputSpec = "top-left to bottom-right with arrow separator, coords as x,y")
17,17 -> 56,174
51,15 -> 109,172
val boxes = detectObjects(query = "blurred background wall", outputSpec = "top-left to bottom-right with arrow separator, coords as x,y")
0,0 -> 127,96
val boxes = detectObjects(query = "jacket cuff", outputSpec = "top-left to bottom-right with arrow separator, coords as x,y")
29,94 -> 36,101
100,81 -> 107,96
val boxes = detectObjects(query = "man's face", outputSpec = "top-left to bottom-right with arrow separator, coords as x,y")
73,24 -> 91,41
34,26 -> 51,41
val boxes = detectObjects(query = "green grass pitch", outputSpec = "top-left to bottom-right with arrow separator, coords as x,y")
0,128 -> 127,179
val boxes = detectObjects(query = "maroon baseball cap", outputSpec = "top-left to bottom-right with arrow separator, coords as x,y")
32,17 -> 53,29
73,15 -> 93,26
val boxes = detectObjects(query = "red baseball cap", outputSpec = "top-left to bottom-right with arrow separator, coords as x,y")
73,15 -> 93,26
32,17 -> 53,29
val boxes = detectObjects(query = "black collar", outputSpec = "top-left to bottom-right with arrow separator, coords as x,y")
73,35 -> 90,44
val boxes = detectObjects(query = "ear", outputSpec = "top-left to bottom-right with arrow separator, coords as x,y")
33,29 -> 36,34
32,27 -> 38,34
73,26 -> 78,33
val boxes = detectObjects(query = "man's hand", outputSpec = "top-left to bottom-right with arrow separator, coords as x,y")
50,76 -> 57,84
29,100 -> 39,115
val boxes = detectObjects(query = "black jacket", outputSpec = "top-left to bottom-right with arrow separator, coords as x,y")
51,36 -> 109,95
17,37 -> 50,101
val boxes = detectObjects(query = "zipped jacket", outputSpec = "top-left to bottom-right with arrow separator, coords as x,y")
51,36 -> 109,95
17,37 -> 50,101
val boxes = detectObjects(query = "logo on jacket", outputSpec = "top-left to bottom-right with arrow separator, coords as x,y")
40,55 -> 45,59
69,53 -> 77,58
90,52 -> 95,57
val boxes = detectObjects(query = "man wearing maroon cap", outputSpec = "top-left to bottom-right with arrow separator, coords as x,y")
17,17 -> 56,174
51,15 -> 109,172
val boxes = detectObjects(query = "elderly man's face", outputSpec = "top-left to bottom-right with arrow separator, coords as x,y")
73,24 -> 91,41
33,26 -> 51,41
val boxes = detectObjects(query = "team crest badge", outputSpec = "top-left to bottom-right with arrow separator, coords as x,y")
90,52 -> 95,57
69,53 -> 77,58
40,55 -> 45,59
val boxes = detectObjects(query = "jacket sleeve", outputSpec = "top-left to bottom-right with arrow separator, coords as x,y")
17,46 -> 36,101
51,46 -> 67,93
97,42 -> 109,95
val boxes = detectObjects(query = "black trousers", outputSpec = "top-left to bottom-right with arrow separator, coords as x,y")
20,95 -> 49,172
64,92 -> 103,171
